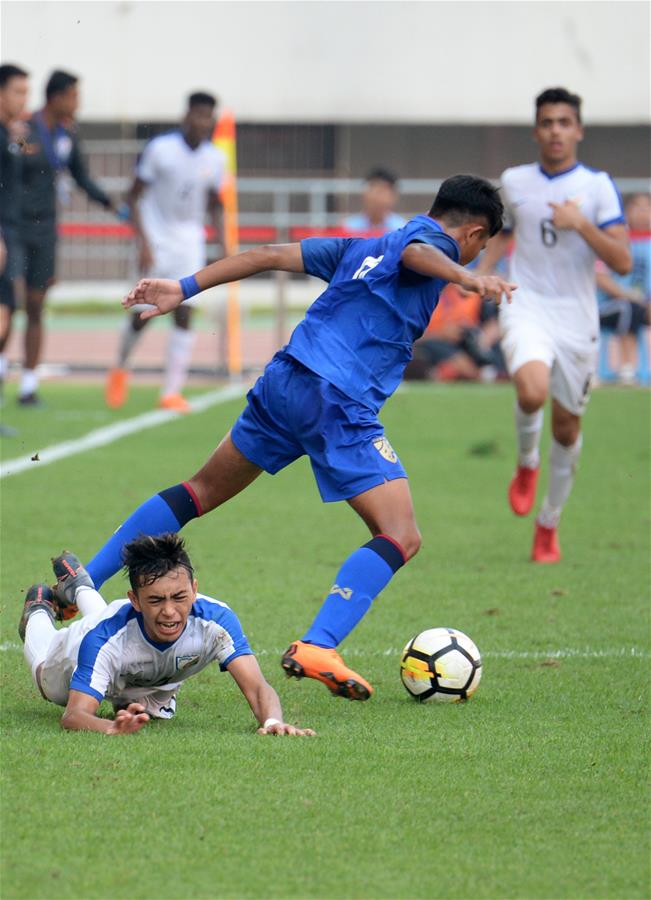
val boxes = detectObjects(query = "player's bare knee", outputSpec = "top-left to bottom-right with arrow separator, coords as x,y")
553,423 -> 581,447
517,386 -> 546,413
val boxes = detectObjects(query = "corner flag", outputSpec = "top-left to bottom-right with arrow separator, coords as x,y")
213,109 -> 241,377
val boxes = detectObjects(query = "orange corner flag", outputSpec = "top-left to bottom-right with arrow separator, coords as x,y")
212,109 -> 241,376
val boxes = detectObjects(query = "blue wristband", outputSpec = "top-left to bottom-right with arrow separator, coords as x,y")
179,274 -> 200,301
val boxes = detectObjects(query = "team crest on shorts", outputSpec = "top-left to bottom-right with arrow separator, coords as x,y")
373,437 -> 397,463
176,655 -> 200,672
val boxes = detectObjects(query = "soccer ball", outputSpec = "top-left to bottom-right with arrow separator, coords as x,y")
400,627 -> 482,702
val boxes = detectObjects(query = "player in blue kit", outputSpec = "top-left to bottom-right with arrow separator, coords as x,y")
85,175 -> 515,701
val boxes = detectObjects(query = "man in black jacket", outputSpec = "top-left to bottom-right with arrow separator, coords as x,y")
0,62 -> 29,422
17,69 -> 116,405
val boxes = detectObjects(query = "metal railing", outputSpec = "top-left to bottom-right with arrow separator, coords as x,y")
56,139 -> 650,281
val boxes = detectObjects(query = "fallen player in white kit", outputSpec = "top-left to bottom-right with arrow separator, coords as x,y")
479,87 -> 632,562
18,534 -> 315,737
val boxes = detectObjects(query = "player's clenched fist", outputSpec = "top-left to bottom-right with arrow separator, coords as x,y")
122,278 -> 184,319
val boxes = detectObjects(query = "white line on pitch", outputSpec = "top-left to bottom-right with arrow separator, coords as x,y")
0,642 -> 648,658
0,383 -> 246,480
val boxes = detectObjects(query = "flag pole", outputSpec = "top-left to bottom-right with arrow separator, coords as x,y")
212,109 -> 242,378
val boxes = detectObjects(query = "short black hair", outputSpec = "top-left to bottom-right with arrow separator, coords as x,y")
429,175 -> 504,237
0,64 -> 28,88
45,69 -> 78,101
122,533 -> 195,591
535,87 -> 582,123
365,167 -> 398,187
188,91 -> 217,110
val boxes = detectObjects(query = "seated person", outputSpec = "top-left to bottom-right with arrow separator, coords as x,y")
18,533 -> 315,737
406,283 -> 506,382
343,167 -> 406,234
597,192 -> 651,384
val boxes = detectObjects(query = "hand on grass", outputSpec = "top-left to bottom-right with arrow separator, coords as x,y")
108,703 -> 150,735
122,279 -> 184,320
256,722 -> 316,737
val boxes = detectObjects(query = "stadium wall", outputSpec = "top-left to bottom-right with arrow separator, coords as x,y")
2,0 -> 649,124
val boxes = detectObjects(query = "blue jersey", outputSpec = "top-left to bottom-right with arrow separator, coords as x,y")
286,215 -> 460,413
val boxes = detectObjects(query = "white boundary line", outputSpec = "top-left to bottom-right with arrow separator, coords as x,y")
0,642 -> 648,658
0,384 -> 246,480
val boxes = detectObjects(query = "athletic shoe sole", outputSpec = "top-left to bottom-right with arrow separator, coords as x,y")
281,652 -> 371,701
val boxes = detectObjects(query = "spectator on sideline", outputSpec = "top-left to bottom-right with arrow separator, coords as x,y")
343,168 -> 406,234
597,193 -> 651,384
0,63 -> 29,421
16,69 -> 116,406
406,284 -> 505,382
105,92 -> 224,414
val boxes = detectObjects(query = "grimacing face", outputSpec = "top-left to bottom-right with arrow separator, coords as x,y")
534,102 -> 583,169
128,566 -> 197,643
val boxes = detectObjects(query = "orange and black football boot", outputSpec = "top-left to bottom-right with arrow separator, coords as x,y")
281,640 -> 373,701
18,583 -> 58,642
51,551 -> 94,621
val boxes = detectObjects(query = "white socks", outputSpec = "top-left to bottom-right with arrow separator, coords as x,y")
515,404 -> 543,469
162,327 -> 195,397
0,353 -> 8,380
75,585 -> 107,617
24,610 -> 56,681
538,435 -> 583,528
19,368 -> 38,397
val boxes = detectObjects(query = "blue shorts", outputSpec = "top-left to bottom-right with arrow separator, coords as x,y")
231,353 -> 407,502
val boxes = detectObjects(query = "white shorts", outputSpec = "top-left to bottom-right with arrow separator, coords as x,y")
500,311 -> 598,416
132,242 -> 206,311
39,629 -> 78,706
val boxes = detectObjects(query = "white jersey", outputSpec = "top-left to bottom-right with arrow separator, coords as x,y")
137,131 -> 225,257
40,594 -> 251,712
500,162 -> 625,339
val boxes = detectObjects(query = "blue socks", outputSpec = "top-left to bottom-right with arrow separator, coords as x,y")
86,483 -> 201,589
301,535 -> 406,649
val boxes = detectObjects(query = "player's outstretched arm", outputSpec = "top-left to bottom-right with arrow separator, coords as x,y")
227,655 -> 316,736
401,242 -> 517,304
61,690 -> 150,735
123,244 -> 305,321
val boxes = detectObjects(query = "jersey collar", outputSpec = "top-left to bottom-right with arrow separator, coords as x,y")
538,162 -> 581,180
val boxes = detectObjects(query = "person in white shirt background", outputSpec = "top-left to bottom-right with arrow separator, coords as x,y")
106,92 -> 224,414
343,167 -> 406,235
479,87 -> 631,563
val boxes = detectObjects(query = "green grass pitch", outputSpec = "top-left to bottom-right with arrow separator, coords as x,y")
1,382 -> 649,899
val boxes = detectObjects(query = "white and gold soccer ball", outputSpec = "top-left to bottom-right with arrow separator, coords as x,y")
400,627 -> 482,702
